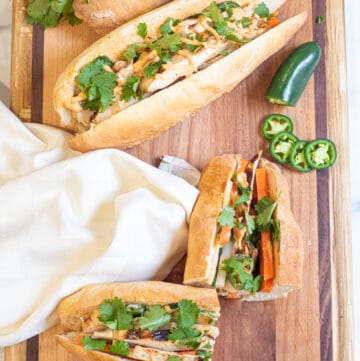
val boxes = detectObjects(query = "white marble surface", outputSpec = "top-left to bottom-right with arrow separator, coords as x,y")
0,1 -> 358,360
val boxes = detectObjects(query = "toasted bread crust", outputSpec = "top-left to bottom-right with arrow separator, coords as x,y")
183,155 -> 303,300
53,0 -> 306,151
73,0 -> 171,34
183,155 -> 238,286
57,281 -> 220,330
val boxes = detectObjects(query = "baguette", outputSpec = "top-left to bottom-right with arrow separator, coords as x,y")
73,0 -> 171,35
183,155 -> 303,300
56,281 -> 220,361
54,0 -> 307,152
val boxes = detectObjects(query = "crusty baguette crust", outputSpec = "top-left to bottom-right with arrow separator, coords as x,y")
73,0 -> 171,35
183,155 -> 237,286
183,155 -> 303,300
53,0 -> 306,152
57,335 -> 128,361
57,281 -> 220,330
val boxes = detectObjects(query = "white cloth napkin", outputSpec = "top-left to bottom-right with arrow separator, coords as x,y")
0,102 -> 199,347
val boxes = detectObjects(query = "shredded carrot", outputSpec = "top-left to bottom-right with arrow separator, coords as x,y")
178,350 -> 197,355
227,292 -> 238,298
269,17 -> 281,28
255,168 -> 274,292
76,335 -> 83,346
261,278 -> 273,293
219,226 -> 232,246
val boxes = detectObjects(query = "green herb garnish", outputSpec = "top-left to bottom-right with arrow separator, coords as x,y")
254,2 -> 270,18
77,56 -> 117,112
137,23 -> 148,39
98,297 -> 134,330
255,196 -> 279,231
217,206 -> 236,227
109,340 -> 130,356
81,336 -> 106,351
316,16 -> 325,24
120,76 -> 142,103
138,305 -> 172,332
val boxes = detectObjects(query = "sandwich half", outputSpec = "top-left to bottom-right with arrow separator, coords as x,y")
56,281 -> 220,360
183,154 -> 303,300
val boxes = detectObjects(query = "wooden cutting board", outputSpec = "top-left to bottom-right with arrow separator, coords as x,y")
8,0 -> 353,360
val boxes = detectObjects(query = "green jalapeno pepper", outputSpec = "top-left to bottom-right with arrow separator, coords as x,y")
270,131 -> 299,164
289,141 -> 312,172
304,139 -> 337,169
262,114 -> 294,140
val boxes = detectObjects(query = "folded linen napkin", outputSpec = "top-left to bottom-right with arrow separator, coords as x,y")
0,102 -> 199,347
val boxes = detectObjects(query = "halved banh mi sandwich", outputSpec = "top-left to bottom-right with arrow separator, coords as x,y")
54,0 -> 307,152
56,281 -> 220,361
183,154 -> 303,300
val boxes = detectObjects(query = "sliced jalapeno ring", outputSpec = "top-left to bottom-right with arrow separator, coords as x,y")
270,131 -> 299,164
304,138 -> 337,169
289,141 -> 312,172
262,114 -> 294,140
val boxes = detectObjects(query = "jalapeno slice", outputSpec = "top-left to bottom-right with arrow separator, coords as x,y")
304,139 -> 337,169
289,141 -> 312,172
262,114 -> 294,140
270,131 -> 299,164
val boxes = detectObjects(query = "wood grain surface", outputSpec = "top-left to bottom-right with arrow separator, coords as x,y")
7,0 -> 353,360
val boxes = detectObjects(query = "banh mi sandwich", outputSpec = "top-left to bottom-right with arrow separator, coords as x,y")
56,281 -> 220,361
183,154 -> 303,300
73,0 -> 171,35
54,0 -> 307,152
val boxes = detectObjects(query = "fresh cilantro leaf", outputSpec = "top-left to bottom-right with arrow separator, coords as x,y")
222,255 -> 261,293
98,297 -> 134,330
245,210 -> 255,237
81,336 -> 107,351
123,43 -> 148,62
169,327 -> 202,349
153,33 -> 183,53
233,193 -> 250,207
197,350 -> 212,361
220,50 -> 229,57
178,300 -> 200,329
120,76 -> 142,103
78,56 -> 117,112
144,61 -> 163,79
255,196 -> 279,231
240,17 -> 251,28
109,340 -> 130,356
167,356 -> 181,361
160,17 -> 180,35
217,206 -> 236,227
254,2 -> 270,18
218,1 -> 240,17
184,34 -> 204,53
26,0 -> 81,29
206,1 -> 224,25
138,305 -> 172,331
137,23 -> 148,39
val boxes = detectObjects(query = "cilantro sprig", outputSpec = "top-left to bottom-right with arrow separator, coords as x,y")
77,56 -> 118,112
255,195 -> 280,231
26,0 -> 81,29
98,297 -> 134,330
120,76 -> 142,103
138,305 -> 172,331
109,340 -> 130,356
81,336 -> 107,351
254,2 -> 270,18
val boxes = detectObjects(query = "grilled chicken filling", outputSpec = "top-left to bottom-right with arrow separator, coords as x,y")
64,1 -> 281,132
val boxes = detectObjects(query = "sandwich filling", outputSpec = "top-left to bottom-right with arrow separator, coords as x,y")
62,297 -> 219,361
64,1 -> 281,132
213,154 -> 280,297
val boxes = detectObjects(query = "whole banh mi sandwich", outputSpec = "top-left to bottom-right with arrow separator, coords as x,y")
73,0 -> 172,35
54,0 -> 307,152
183,154 -> 303,300
56,281 -> 220,361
